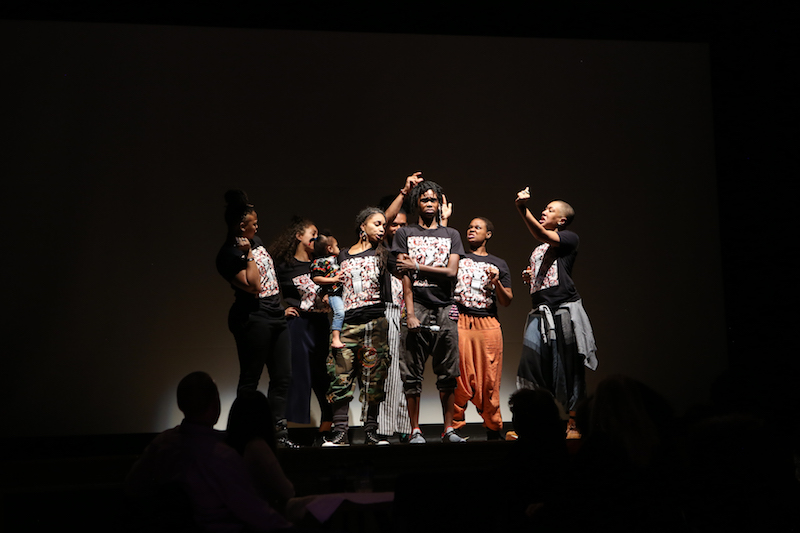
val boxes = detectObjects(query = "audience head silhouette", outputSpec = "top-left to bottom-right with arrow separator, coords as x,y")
227,389 -> 277,454
176,371 -> 221,427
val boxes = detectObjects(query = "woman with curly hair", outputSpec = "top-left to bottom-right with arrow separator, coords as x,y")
215,190 -> 295,448
271,217 -> 334,443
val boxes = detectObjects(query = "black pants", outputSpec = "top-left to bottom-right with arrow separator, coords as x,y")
285,312 -> 334,424
228,302 -> 292,421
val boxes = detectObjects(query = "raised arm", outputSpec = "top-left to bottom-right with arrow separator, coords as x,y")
515,187 -> 562,247
385,172 -> 423,224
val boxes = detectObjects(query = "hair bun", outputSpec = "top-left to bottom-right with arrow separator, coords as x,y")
225,189 -> 251,207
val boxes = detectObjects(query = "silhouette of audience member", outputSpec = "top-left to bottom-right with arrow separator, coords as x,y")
126,371 -> 294,532
227,390 -> 296,515
569,374 -> 681,533
499,388 -> 569,530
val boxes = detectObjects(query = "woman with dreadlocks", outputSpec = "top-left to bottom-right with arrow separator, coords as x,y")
216,189 -> 294,447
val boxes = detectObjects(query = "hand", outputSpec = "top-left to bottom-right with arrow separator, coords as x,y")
406,314 -> 421,331
486,266 -> 500,288
396,253 -> 417,274
515,187 -> 531,207
521,267 -> 532,285
440,194 -> 453,223
285,307 -> 300,317
402,172 -> 424,194
234,236 -> 252,255
322,294 -> 329,304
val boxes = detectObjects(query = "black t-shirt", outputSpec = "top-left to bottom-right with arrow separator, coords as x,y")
528,230 -> 580,309
275,258 -> 329,313
454,252 -> 512,318
390,224 -> 465,308
338,247 -> 386,324
216,235 -> 283,316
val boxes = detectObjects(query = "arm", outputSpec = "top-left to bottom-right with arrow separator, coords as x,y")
396,253 -> 460,280
385,172 -> 423,223
402,274 -> 420,330
231,238 -> 262,294
488,271 -> 513,307
312,274 -> 341,286
515,187 -> 561,247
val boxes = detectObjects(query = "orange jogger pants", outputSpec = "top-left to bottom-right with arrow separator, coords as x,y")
453,314 -> 503,431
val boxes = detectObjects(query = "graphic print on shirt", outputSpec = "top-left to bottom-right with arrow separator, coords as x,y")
252,247 -> 280,298
529,244 -> 559,294
292,273 -> 328,311
407,235 -> 452,288
454,257 -> 496,310
340,255 -> 381,311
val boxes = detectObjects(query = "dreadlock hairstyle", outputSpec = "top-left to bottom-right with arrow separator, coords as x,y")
269,215 -> 315,265
407,180 -> 445,224
354,206 -> 388,271
223,189 -> 255,236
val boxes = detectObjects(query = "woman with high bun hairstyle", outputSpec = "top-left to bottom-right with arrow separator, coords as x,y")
270,217 -> 334,443
216,190 -> 296,448
322,207 -> 392,446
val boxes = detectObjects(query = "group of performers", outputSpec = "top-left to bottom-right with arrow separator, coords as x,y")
216,174 -> 597,447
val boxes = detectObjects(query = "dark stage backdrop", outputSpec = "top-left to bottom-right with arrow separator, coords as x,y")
1,20 -> 724,436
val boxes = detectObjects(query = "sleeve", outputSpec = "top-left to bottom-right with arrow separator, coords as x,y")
448,227 -> 466,257
217,246 -> 245,282
558,231 -> 579,255
390,227 -> 409,255
496,258 -> 512,288
309,259 -> 325,279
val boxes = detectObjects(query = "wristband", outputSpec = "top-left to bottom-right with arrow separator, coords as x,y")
400,188 -> 408,195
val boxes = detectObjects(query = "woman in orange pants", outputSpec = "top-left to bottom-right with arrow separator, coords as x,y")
452,217 -> 513,440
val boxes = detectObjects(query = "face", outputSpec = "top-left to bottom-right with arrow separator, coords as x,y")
540,202 -> 566,230
388,212 -> 407,238
239,211 -> 258,239
418,189 -> 440,219
361,213 -> 386,243
327,237 -> 340,256
466,218 -> 491,247
296,224 -> 318,254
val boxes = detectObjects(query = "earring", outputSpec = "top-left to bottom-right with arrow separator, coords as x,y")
359,229 -> 367,242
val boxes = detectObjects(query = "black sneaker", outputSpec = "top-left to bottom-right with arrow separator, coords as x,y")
322,430 -> 349,447
486,429 -> 503,441
364,429 -> 390,445
277,435 -> 301,449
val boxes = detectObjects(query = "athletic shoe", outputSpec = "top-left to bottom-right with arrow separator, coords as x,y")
441,428 -> 468,443
322,430 -> 349,447
408,428 -> 426,444
364,429 -> 390,446
277,435 -> 301,449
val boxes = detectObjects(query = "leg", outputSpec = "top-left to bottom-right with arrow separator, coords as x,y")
452,314 -> 476,430
474,316 -> 504,432
263,315 -> 293,422
329,295 -> 345,349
